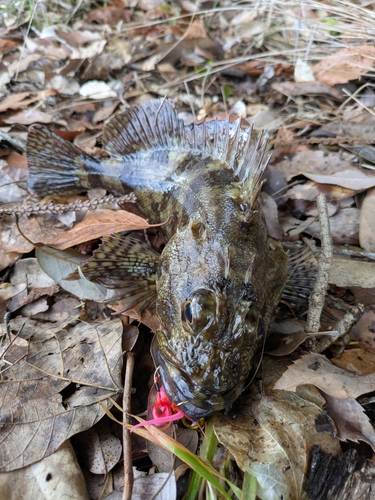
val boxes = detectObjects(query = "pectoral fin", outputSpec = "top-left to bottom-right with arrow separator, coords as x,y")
79,234 -> 159,312
281,244 -> 318,306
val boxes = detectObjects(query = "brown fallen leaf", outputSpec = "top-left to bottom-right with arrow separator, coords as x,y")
0,317 -> 123,471
214,357 -> 340,500
87,6 -> 132,25
18,285 -> 60,308
236,60 -> 293,77
0,38 -> 21,53
329,256 -> 375,288
305,207 -> 360,246
0,441 -> 89,500
316,121 -> 375,142
285,180 -> 356,202
359,187 -> 375,252
274,150 -> 356,182
303,170 -> 375,191
267,319 -> 308,356
259,192 -> 283,240
323,394 -> 375,451
32,297 -> 82,323
272,81 -> 344,101
279,213 -> 315,240
0,89 -> 58,113
350,286 -> 375,307
49,209 -> 158,250
3,109 -> 61,125
75,419 -> 122,474
144,38 -> 224,70
331,348 -> 375,376
274,352 -> 375,399
0,162 -> 28,203
351,310 -> 375,353
6,152 -> 27,169
7,53 -> 41,78
312,45 -> 375,85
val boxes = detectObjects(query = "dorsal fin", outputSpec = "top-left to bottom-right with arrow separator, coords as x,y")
185,118 -> 270,208
103,98 -> 186,157
102,99 -> 270,208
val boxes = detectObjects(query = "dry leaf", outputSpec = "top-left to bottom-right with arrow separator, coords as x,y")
279,214 -> 314,240
259,192 -> 283,240
87,6 -> 132,25
275,151 -> 359,182
0,282 -> 26,301
359,187 -> 375,252
214,357 -> 340,500
274,352 -> 375,399
0,162 -> 28,203
351,310 -> 375,353
79,81 -> 117,100
3,109 -> 58,125
18,286 -> 60,308
0,441 -> 89,500
285,180 -> 356,202
32,297 -> 82,323
11,257 -> 57,288
0,89 -> 57,113
75,419 -> 122,475
133,472 -> 177,500
312,45 -> 375,85
0,38 -> 21,53
305,208 -> 360,245
331,348 -> 375,375
329,256 -> 375,288
7,53 -> 41,78
272,81 -> 343,100
50,209 -> 153,250
303,170 -> 375,191
20,296 -> 49,317
0,317 -> 123,471
323,394 -> 375,451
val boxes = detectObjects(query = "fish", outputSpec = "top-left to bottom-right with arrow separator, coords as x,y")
26,98 -> 311,420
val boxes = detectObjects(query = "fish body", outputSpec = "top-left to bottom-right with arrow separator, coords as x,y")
27,99 -> 289,419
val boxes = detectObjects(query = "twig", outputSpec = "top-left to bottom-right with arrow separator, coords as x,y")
323,304 -> 364,355
0,131 -> 26,152
0,193 -> 136,217
123,352 -> 135,500
305,194 -> 333,335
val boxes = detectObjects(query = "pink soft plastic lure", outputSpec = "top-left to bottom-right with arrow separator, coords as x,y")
131,386 -> 185,431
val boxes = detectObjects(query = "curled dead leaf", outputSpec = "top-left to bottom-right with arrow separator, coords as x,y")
49,209 -> 155,250
274,352 -> 375,399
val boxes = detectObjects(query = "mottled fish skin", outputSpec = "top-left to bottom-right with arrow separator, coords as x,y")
26,99 -> 289,419
153,176 -> 288,418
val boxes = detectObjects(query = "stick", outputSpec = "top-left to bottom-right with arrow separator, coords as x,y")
122,352 -> 135,500
305,194 -> 333,335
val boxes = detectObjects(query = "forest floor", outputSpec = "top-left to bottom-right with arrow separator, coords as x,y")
1,1 -> 375,499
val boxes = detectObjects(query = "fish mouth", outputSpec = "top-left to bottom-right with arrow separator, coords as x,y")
151,334 -> 243,421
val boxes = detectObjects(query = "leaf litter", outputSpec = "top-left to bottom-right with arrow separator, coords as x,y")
2,0 -> 375,498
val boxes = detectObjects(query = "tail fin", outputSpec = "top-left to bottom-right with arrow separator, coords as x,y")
27,125 -> 98,196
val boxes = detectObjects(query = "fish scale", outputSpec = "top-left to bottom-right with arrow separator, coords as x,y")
26,98 -> 314,419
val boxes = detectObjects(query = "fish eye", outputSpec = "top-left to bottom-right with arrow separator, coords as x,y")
184,301 -> 193,323
182,290 -> 217,334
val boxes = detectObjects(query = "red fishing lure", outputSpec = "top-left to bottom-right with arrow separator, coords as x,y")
131,377 -> 185,431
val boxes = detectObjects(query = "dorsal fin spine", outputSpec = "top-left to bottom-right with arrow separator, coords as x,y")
228,118 -> 242,171
234,130 -> 251,177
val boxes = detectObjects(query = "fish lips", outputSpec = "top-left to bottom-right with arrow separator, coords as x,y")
151,335 -> 235,421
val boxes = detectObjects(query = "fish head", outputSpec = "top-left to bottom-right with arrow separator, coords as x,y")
152,219 -> 282,420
